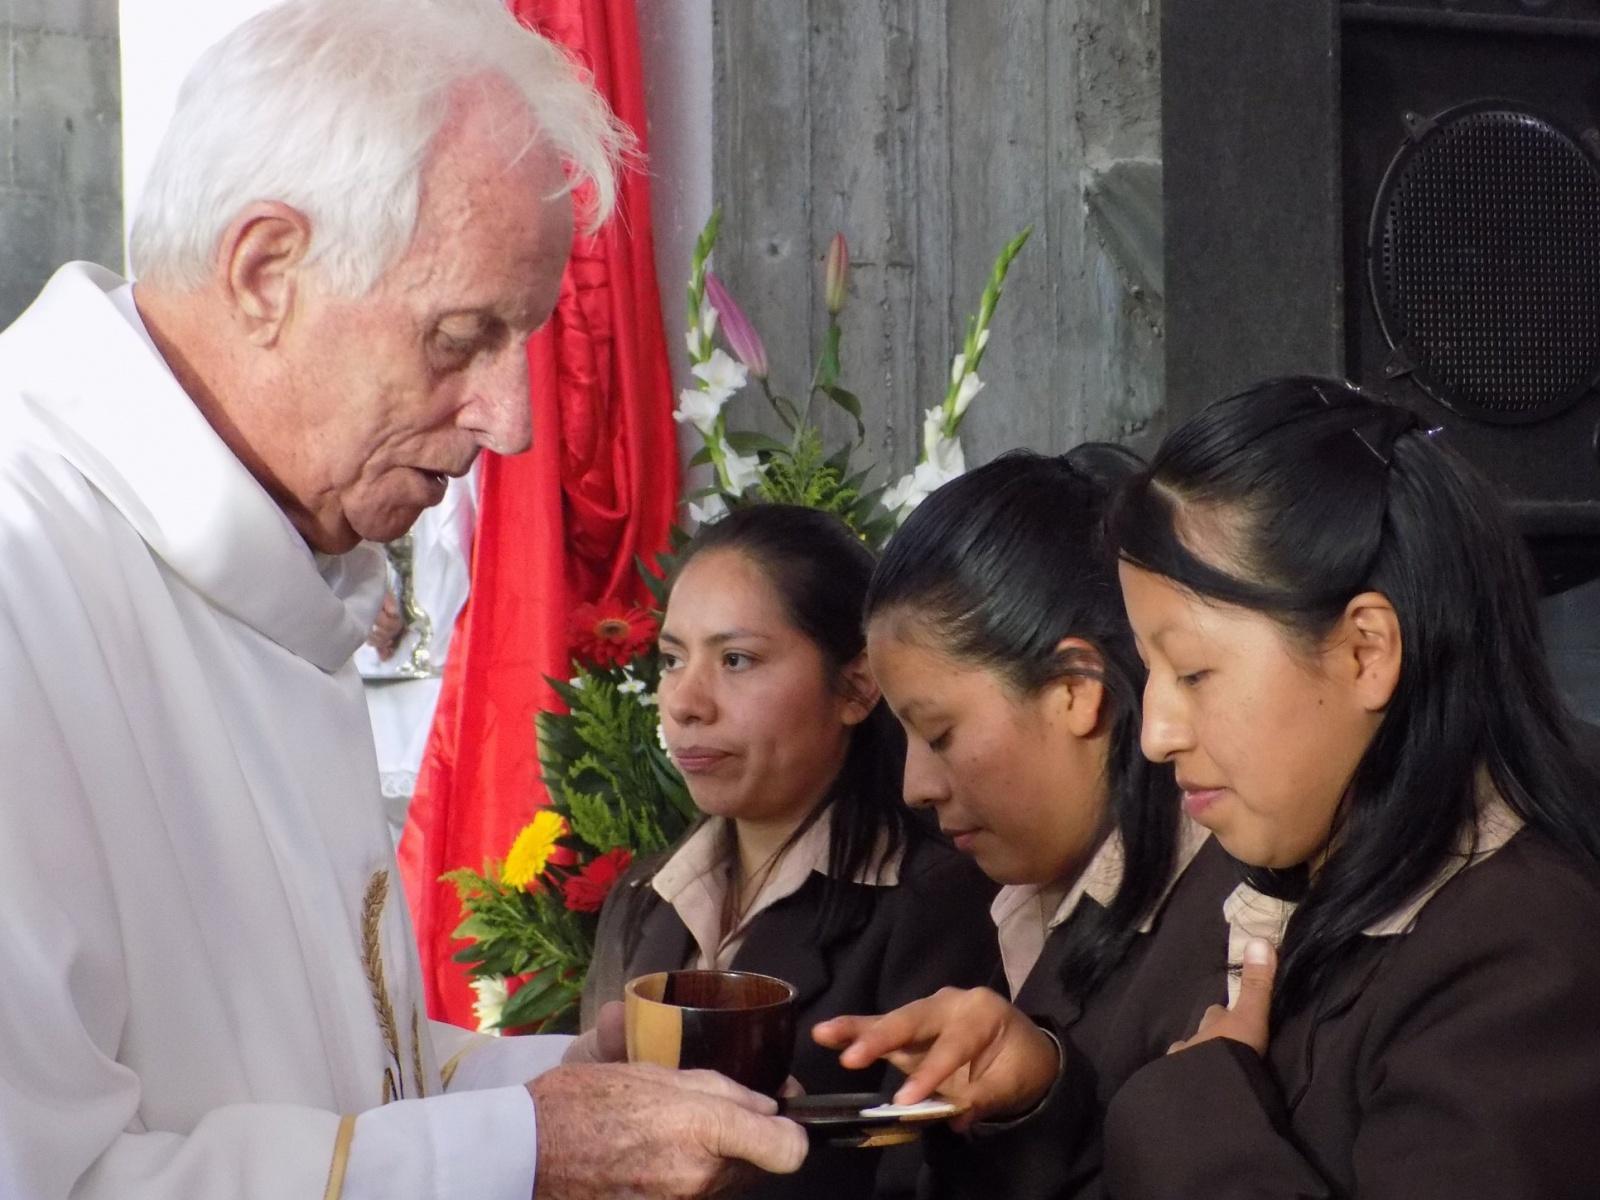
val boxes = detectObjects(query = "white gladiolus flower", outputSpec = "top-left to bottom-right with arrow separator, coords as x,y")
977,328 -> 991,352
886,407 -> 967,520
674,387 -> 724,435
953,371 -> 985,419
686,329 -> 706,360
922,404 -> 949,460
926,433 -> 966,481
949,352 -> 967,386
721,443 -> 764,493
691,349 -> 748,402
700,302 -> 719,341
687,493 -> 729,526
471,976 -> 509,1034
618,677 -> 646,695
889,419 -> 960,521
882,471 -> 919,513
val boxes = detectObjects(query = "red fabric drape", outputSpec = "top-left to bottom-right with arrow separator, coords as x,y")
399,0 -> 680,1026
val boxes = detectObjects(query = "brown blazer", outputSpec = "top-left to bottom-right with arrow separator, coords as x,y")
585,833 -> 1000,1200
922,836 -> 1239,1200
1103,827 -> 1600,1199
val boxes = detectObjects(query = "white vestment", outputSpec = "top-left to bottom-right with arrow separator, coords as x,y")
354,470 -> 476,842
0,264 -> 567,1200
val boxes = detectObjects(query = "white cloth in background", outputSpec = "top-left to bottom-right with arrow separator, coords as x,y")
354,470 -> 476,843
0,263 -> 567,1200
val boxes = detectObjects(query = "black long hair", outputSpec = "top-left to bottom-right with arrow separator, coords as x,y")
1109,376 -> 1600,1019
623,503 -> 918,957
865,447 -> 1179,1002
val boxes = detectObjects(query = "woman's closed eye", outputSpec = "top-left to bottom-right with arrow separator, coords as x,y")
1178,669 -> 1210,688
928,728 -> 952,752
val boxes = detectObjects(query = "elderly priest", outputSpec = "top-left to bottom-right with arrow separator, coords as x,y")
0,2 -> 805,1198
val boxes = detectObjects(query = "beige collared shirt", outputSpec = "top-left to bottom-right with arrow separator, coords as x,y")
652,810 -> 904,971
1220,792 -> 1524,1005
992,817 -> 1211,996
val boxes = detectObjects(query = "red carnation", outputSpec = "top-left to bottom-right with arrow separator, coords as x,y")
568,599 -> 657,667
563,848 -> 634,913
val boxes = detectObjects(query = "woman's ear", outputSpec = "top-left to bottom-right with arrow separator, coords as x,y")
836,652 -> 882,727
1338,591 -> 1403,713
1046,637 -> 1107,738
216,201 -> 313,346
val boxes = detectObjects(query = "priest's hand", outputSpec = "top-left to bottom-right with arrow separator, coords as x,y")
366,591 -> 404,660
1168,937 -> 1275,1057
561,1001 -> 626,1064
813,987 -> 1060,1130
529,1062 -> 807,1199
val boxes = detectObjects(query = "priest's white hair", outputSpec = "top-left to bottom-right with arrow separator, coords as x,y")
128,0 -> 630,295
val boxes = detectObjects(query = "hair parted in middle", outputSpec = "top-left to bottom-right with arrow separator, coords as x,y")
1108,374 -> 1600,1019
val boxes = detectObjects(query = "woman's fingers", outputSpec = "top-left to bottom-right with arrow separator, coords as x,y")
815,994 -> 946,1069
891,1025 -> 990,1105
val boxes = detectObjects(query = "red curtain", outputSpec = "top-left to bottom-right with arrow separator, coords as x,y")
400,0 -> 680,1026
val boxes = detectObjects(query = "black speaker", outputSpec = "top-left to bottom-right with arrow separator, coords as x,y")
1163,0 -> 1600,591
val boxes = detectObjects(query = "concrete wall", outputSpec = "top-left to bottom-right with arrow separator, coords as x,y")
710,0 -> 1165,480
0,0 -> 123,324
634,0 -> 714,477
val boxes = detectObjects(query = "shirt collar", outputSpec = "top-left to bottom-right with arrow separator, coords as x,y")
993,816 -> 1210,997
7,264 -> 383,672
1219,785 -> 1523,1004
652,809 -> 904,971
653,808 -> 904,905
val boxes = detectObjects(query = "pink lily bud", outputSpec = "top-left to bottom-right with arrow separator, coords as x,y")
824,233 -> 850,315
703,272 -> 768,379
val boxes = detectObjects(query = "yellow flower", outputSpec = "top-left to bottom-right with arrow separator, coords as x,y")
502,811 -> 568,890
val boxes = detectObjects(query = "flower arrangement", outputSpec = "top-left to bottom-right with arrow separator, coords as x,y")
445,212 -> 1030,1034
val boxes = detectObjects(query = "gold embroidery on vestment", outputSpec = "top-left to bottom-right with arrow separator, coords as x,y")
321,1114 -> 357,1200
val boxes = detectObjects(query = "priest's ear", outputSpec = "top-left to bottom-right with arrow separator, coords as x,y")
216,201 -> 312,346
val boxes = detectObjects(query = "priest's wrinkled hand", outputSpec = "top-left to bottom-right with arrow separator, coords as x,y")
561,1001 -> 626,1064
529,1062 -> 807,1199
813,987 -> 1060,1130
366,591 -> 404,660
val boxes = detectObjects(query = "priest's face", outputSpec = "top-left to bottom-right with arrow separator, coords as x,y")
657,549 -> 873,836
271,83 -> 572,553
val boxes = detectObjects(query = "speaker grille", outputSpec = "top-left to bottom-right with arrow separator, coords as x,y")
1368,101 -> 1600,424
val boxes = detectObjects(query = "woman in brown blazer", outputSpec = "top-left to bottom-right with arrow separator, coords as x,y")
1098,376 -> 1600,1198
579,503 -> 999,1200
817,448 -> 1234,1200
827,379 -> 1600,1199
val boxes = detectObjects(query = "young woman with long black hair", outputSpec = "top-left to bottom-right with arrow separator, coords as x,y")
580,503 -> 999,1200
1098,376 -> 1600,1197
814,448 -> 1229,1199
823,382 -> 1600,1198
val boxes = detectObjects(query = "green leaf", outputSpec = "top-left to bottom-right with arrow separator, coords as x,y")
769,393 -> 802,432
722,431 -> 789,456
815,323 -> 842,391
820,387 -> 865,439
